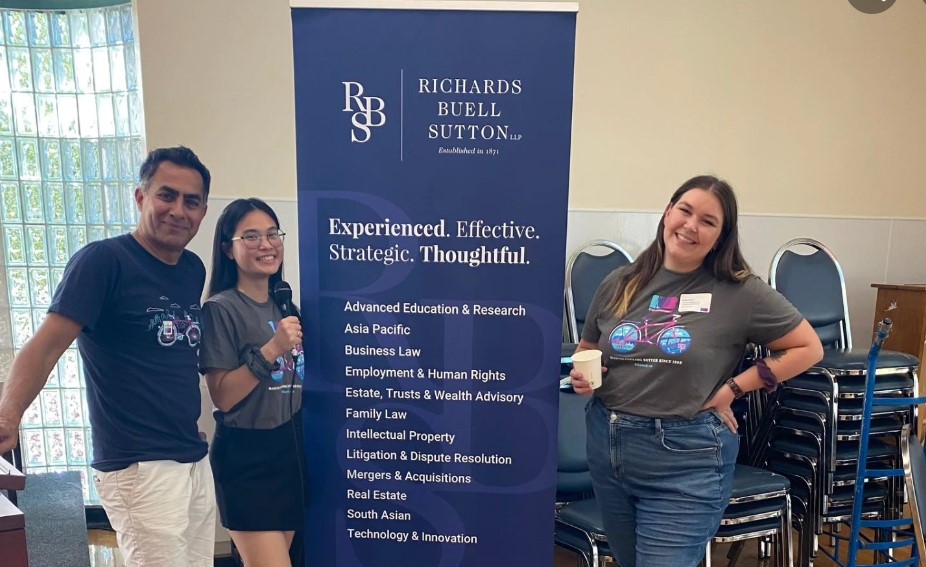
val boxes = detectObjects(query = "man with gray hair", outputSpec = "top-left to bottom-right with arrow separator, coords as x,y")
0,146 -> 217,566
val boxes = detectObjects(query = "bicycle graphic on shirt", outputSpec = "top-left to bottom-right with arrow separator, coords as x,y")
148,303 -> 202,348
158,319 -> 202,347
147,295 -> 203,347
609,295 -> 691,355
157,316 -> 201,347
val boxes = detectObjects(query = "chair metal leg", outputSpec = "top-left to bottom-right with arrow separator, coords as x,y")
801,519 -> 815,567
726,541 -> 744,561
784,496 -> 794,567
759,537 -> 771,558
726,540 -> 744,567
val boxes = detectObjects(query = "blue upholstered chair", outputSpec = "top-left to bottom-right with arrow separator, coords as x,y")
564,240 -> 633,344
768,238 -> 852,349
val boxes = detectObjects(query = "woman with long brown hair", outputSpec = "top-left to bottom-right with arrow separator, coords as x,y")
571,175 -> 823,567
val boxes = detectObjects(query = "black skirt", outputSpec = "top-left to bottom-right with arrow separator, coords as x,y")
210,411 -> 306,531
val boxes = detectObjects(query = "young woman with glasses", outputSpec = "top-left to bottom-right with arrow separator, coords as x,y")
199,198 -> 306,567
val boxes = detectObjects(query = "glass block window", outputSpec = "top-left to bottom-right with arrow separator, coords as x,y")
0,4 -> 144,504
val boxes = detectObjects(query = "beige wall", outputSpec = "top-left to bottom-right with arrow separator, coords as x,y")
570,1 -> 926,217
133,0 -> 297,200
134,0 -> 926,218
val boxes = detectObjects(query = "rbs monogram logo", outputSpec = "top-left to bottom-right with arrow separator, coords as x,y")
342,82 -> 386,143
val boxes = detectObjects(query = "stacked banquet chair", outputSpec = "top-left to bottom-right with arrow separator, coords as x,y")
705,464 -> 795,567
746,238 -> 920,567
563,240 -> 634,344
710,349 -> 795,567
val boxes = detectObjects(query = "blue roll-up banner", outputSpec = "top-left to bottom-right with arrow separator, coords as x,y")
291,2 -> 577,565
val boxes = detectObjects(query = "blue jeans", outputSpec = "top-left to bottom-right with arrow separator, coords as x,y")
585,397 -> 739,567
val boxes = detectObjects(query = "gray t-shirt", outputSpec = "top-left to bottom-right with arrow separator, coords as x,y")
582,265 -> 803,419
200,289 -> 304,429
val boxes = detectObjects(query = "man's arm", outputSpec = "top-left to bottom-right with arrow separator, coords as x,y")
0,313 -> 83,453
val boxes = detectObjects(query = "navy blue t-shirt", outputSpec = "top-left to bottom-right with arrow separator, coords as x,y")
49,234 -> 208,472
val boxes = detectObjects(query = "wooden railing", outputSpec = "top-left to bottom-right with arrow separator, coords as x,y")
0,453 -> 27,566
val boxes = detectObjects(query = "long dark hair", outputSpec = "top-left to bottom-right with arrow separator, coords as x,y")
606,175 -> 752,317
207,198 -> 287,300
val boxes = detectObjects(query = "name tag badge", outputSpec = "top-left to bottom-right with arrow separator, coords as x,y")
679,293 -> 712,313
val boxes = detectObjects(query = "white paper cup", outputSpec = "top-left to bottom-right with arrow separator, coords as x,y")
571,349 -> 603,389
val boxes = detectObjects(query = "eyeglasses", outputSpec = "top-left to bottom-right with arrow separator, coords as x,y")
230,230 -> 286,249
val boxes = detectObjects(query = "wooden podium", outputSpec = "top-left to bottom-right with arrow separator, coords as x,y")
0,454 -> 27,566
870,284 -> 926,434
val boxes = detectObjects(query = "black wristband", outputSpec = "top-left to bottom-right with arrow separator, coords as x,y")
725,377 -> 745,399
246,346 -> 278,383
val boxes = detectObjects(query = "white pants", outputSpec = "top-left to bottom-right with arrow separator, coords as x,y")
94,457 -> 216,567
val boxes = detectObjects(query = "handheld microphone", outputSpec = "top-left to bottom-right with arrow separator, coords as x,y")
272,281 -> 300,357
272,281 -> 296,319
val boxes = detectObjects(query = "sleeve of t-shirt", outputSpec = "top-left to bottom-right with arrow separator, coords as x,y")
199,298 -> 244,373
745,277 -> 805,346
47,241 -> 118,330
184,250 -> 207,292
579,270 -> 622,345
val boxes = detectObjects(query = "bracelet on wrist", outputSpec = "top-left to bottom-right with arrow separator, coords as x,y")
725,377 -> 745,400
246,346 -> 278,383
